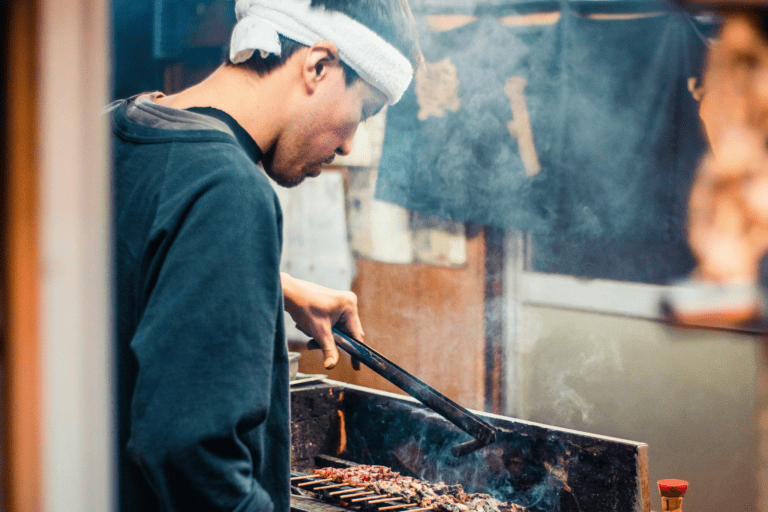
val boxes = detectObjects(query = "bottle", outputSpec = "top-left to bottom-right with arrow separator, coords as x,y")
657,479 -> 688,512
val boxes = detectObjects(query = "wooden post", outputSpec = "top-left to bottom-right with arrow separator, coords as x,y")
4,1 -> 42,511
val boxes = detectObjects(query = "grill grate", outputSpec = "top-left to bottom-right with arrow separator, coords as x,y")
291,472 -> 431,512
290,469 -> 524,512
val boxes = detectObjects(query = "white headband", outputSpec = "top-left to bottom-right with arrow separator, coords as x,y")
230,0 -> 413,105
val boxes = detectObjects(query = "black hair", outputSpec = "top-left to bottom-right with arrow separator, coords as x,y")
227,0 -> 422,86
231,35 -> 361,86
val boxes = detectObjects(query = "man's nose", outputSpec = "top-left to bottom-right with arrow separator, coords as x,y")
335,126 -> 358,157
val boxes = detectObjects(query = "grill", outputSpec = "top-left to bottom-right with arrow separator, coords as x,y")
290,381 -> 650,512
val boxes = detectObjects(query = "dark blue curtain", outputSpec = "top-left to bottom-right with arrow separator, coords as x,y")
532,10 -> 708,282
376,8 -> 709,282
377,14 -> 563,234
555,11 -> 706,241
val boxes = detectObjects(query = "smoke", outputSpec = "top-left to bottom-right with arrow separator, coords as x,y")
340,394 -> 570,511
548,334 -> 623,427
552,382 -> 594,424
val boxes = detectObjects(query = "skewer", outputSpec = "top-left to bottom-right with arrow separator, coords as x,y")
298,478 -> 333,487
329,487 -> 364,496
313,483 -> 348,490
404,507 -> 436,512
352,495 -> 386,503
369,497 -> 403,504
339,491 -> 375,499
379,503 -> 416,511
290,474 -> 319,481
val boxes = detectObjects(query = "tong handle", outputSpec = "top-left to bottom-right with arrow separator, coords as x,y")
332,326 -> 497,456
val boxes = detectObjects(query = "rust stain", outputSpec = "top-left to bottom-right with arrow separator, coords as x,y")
505,76 -> 541,177
544,459 -> 572,493
415,57 -> 461,121
426,14 -> 476,32
336,410 -> 347,455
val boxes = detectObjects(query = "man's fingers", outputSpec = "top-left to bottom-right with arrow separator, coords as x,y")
347,322 -> 364,341
306,338 -> 339,368
314,325 -> 339,369
308,337 -> 361,370
335,307 -> 364,371
322,346 -> 339,369
340,310 -> 365,341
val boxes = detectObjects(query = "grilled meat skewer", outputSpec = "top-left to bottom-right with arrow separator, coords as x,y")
311,465 -> 525,512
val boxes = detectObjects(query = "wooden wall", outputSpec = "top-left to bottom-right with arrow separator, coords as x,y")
291,231 -> 489,411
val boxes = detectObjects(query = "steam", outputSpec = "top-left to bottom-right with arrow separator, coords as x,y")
548,335 -> 623,427
346,403 -> 569,512
552,383 -> 593,424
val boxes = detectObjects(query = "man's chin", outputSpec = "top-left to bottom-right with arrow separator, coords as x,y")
276,164 -> 322,188
263,165 -> 307,189
306,162 -> 323,178
275,175 -> 306,189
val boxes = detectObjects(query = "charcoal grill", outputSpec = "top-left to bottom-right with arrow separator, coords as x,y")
290,381 -> 650,512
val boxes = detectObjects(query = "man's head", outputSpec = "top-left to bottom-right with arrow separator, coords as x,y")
230,0 -> 422,84
227,0 -> 422,187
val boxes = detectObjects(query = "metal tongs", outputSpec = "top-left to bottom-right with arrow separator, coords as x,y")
332,326 -> 501,457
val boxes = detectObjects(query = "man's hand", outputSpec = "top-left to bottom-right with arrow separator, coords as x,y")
281,273 -> 364,369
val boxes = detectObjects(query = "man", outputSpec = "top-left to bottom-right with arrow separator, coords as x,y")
110,1 -> 421,510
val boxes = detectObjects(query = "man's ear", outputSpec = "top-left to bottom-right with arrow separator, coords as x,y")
302,40 -> 341,94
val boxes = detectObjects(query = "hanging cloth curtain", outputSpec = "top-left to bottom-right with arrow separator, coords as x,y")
376,12 -> 564,234
531,9 -> 708,283
554,9 -> 707,241
376,6 -> 708,251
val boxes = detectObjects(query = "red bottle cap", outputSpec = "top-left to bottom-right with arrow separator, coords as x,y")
658,479 -> 689,498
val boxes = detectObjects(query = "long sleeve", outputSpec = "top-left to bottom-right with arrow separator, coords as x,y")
123,148 -> 289,512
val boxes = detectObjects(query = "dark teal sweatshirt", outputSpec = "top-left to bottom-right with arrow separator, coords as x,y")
111,95 -> 289,512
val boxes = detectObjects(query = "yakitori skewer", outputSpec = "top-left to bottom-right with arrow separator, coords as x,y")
352,495 -> 387,503
298,478 -> 332,487
290,474 -> 317,481
339,491 -> 375,499
314,483 -> 348,490
329,487 -> 363,496
368,497 -> 403,504
379,503 -> 416,511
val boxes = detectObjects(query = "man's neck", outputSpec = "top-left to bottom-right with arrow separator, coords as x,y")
155,64 -> 294,153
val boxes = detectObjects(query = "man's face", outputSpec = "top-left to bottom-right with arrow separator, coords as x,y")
263,65 -> 387,188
